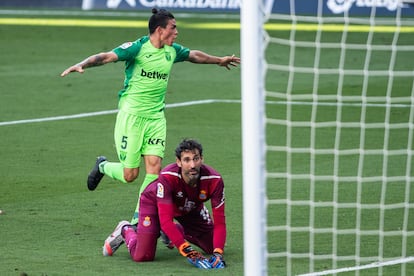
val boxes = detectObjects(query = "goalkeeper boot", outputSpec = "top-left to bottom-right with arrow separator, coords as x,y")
103,220 -> 131,256
160,231 -> 174,249
87,156 -> 107,191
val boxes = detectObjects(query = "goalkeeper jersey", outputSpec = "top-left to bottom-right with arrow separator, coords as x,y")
113,36 -> 190,119
140,163 -> 227,251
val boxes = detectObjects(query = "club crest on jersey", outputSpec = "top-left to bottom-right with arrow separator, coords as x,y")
157,183 -> 164,198
120,42 -> 133,49
143,216 -> 151,227
199,190 -> 207,200
165,52 -> 171,61
119,151 -> 126,161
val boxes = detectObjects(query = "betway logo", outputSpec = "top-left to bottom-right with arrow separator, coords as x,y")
141,69 -> 168,81
327,0 -> 401,14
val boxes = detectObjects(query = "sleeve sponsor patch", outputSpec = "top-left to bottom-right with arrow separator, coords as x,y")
157,183 -> 164,198
120,42 -> 133,49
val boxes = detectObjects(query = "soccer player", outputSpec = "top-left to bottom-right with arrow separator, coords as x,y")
104,139 -> 226,269
60,8 -> 239,225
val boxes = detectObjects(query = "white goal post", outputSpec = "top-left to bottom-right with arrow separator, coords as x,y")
241,0 -> 267,275
241,0 -> 414,275
241,1 -> 267,275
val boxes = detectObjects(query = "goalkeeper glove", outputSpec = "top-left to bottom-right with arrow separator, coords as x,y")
209,248 -> 226,268
179,242 -> 212,269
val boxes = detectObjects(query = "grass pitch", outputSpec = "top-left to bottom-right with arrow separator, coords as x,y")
0,11 -> 242,276
1,9 -> 414,276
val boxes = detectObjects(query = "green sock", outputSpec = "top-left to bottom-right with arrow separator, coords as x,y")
130,173 -> 158,225
138,173 -> 158,194
101,162 -> 127,184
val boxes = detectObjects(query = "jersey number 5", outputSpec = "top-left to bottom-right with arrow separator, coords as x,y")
121,136 -> 128,149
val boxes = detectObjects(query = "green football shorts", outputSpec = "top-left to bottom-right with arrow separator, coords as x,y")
114,109 -> 166,168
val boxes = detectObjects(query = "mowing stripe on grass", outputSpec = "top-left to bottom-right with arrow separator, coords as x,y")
0,18 -> 241,29
1,17 -> 414,32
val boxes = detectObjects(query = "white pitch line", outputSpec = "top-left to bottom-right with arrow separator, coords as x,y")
1,98 -> 411,127
298,256 -> 414,276
0,99 -> 241,127
0,109 -> 118,126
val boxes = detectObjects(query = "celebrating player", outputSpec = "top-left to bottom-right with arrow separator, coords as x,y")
103,139 -> 226,269
60,8 -> 239,226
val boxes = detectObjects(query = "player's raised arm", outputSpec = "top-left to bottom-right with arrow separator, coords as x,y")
187,50 -> 240,70
60,51 -> 118,77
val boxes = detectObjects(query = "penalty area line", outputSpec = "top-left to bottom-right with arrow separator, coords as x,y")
0,99 -> 241,127
298,256 -> 414,276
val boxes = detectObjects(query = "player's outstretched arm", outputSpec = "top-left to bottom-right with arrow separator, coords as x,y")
187,50 -> 240,70
60,51 -> 118,77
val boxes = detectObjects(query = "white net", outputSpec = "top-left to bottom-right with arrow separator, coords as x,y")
262,1 -> 414,275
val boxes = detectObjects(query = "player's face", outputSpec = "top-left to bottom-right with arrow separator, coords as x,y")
177,149 -> 203,187
160,19 -> 178,46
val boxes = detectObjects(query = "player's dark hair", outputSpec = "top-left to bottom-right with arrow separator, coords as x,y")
175,139 -> 203,159
148,8 -> 175,34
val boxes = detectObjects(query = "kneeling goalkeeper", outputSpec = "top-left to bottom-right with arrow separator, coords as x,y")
104,139 -> 226,269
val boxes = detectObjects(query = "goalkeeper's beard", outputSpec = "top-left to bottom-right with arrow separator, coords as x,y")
186,169 -> 200,187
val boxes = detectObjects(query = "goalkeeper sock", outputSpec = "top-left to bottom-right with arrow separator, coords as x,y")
130,173 -> 158,225
101,162 -> 127,184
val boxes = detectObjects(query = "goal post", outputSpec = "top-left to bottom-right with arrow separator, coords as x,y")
241,0 -> 268,275
242,0 -> 414,275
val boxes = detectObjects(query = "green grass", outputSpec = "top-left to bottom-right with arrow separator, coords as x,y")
1,11 -> 414,276
0,14 -> 242,276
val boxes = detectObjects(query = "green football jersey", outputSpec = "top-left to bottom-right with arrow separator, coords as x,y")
113,36 -> 190,118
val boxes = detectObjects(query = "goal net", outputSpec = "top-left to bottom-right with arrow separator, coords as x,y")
242,0 -> 414,275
